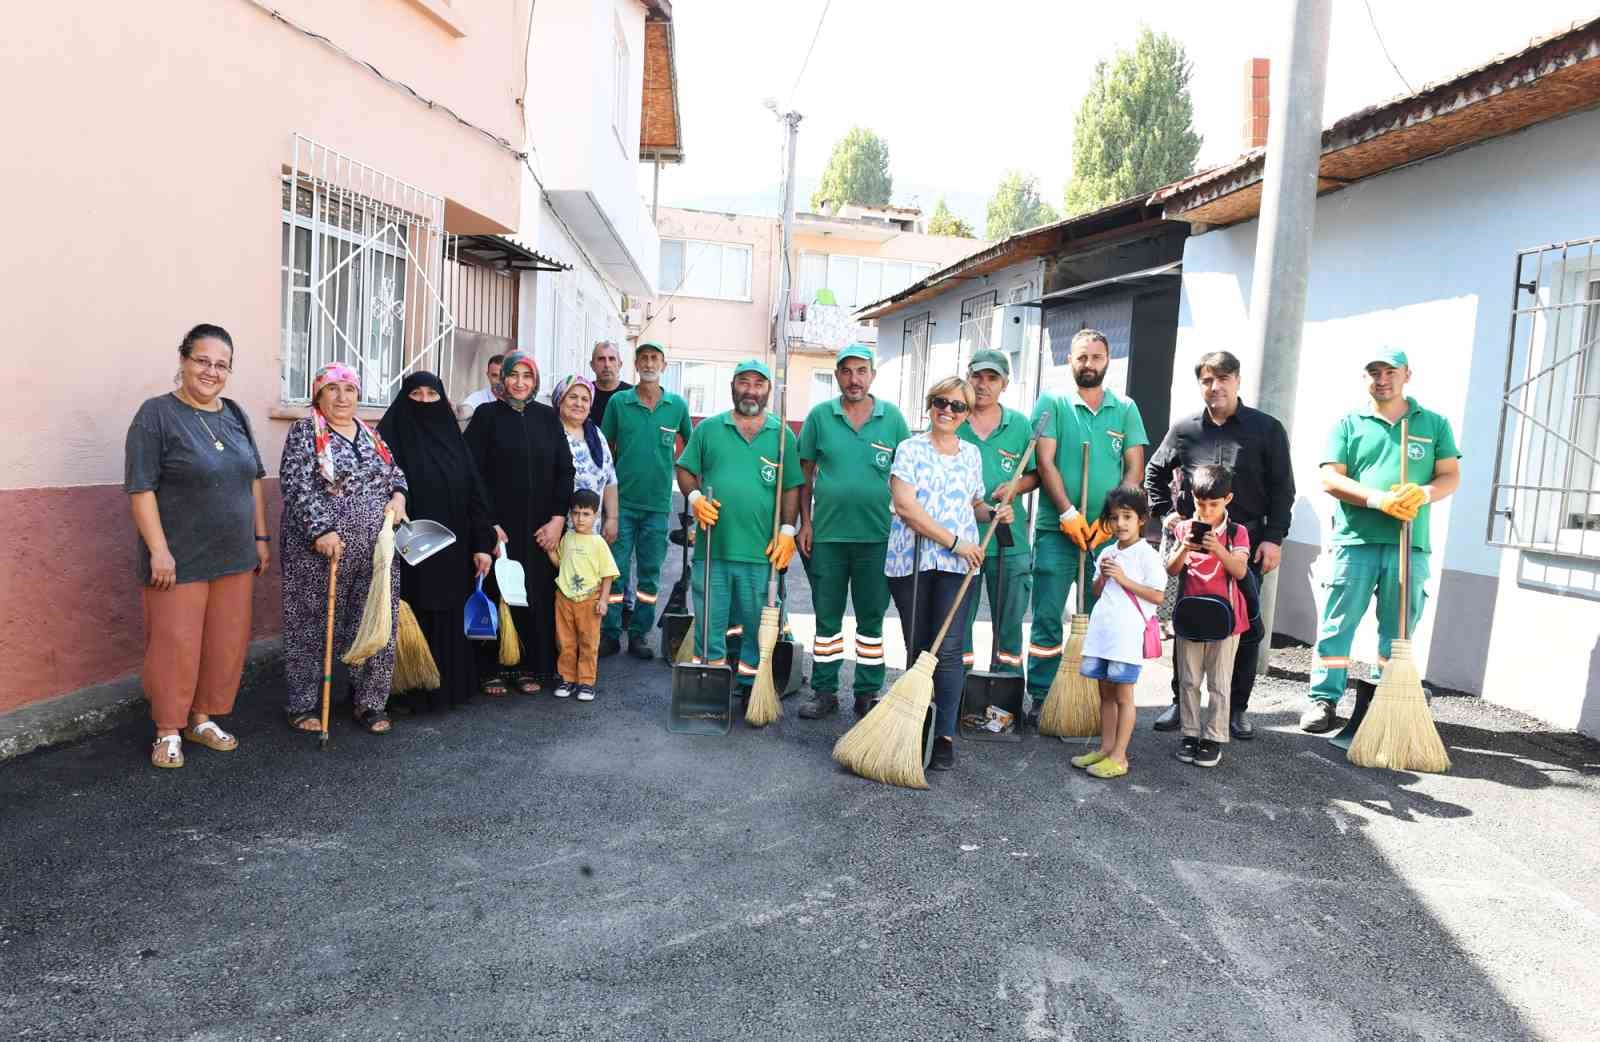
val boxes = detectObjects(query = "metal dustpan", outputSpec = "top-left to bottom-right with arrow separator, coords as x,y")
464,575 -> 498,641
670,486 -> 733,735
658,510 -> 695,663
493,539 -> 528,608
395,519 -> 456,567
960,526 -> 1025,742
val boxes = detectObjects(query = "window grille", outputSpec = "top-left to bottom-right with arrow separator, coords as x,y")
957,290 -> 997,372
1489,236 -> 1600,559
901,312 -> 932,428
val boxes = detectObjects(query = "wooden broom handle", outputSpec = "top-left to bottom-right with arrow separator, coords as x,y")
320,554 -> 340,737
926,417 -> 1050,652
1077,441 -> 1090,615
765,402 -> 787,607
1399,416 -> 1410,642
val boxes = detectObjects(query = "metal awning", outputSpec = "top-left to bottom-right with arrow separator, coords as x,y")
457,235 -> 571,273
1027,261 -> 1182,306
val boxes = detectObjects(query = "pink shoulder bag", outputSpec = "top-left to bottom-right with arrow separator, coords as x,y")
1123,583 -> 1162,659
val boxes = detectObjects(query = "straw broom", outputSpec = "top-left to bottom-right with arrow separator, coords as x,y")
1348,417 -> 1450,773
834,414 -> 1050,788
498,598 -> 522,668
746,395 -> 792,727
343,511 -> 397,665
1038,443 -> 1101,738
392,599 -> 440,692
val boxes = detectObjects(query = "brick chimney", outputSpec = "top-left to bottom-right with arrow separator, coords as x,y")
1243,58 -> 1269,150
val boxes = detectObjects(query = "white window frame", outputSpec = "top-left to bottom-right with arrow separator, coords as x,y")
668,358 -> 737,416
799,250 -> 938,311
659,238 -> 754,302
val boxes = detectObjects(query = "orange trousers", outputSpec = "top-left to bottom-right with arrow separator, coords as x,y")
554,590 -> 602,687
141,571 -> 254,730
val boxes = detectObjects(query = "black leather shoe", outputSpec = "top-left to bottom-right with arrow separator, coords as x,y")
853,695 -> 874,716
598,636 -> 621,658
628,635 -> 653,660
1229,710 -> 1255,740
1153,703 -> 1181,731
798,692 -> 839,719
929,738 -> 955,771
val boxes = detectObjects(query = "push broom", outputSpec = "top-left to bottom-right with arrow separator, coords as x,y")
746,367 -> 791,728
1038,443 -> 1101,738
1347,417 -> 1451,773
833,413 -> 1049,788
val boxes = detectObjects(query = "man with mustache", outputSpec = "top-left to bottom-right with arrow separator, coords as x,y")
1027,329 -> 1149,724
675,360 -> 803,702
1145,349 -> 1294,739
600,341 -> 694,659
1301,348 -> 1459,733
795,344 -> 912,718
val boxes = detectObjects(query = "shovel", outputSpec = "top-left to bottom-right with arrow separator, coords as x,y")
659,510 -> 695,664
394,519 -> 456,567
670,485 -> 733,735
960,523 -> 1025,742
464,574 -> 498,641
493,539 -> 528,608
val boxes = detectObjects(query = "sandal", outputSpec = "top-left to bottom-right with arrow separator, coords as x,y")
515,675 -> 542,695
182,720 -> 238,752
481,677 -> 509,698
150,734 -> 184,769
353,707 -> 392,734
287,712 -> 322,733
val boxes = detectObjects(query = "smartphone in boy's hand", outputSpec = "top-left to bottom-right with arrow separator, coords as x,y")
1188,520 -> 1212,548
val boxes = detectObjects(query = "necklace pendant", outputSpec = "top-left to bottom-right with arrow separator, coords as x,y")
215,440 -> 225,451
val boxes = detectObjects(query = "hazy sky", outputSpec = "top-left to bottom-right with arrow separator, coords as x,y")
644,0 -> 1599,226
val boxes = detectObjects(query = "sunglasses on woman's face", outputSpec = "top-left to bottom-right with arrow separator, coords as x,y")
929,396 -> 969,415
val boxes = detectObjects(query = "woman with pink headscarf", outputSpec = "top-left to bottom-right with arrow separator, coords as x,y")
279,363 -> 409,734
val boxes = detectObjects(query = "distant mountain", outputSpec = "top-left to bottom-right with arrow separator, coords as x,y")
667,176 -> 988,234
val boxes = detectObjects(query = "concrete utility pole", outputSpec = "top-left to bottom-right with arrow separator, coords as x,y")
1245,0 -> 1333,672
767,106 -> 801,606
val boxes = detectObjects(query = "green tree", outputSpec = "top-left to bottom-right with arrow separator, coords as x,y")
985,172 -> 1060,240
1063,27 -> 1202,215
926,197 -> 975,238
810,127 -> 892,211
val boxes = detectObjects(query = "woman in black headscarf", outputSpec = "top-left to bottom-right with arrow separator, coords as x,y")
378,372 -> 496,709
463,351 -> 575,694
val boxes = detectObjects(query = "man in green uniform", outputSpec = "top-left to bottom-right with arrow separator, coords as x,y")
675,359 -> 802,696
1303,348 -> 1460,732
958,349 -> 1039,675
1028,329 -> 1149,716
600,341 -> 695,659
794,343 -> 912,718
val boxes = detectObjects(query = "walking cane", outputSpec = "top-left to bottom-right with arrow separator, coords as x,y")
320,554 -> 340,750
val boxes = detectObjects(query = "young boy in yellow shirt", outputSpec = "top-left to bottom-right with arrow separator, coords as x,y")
548,489 -> 620,701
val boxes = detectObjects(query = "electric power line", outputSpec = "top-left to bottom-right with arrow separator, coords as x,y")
788,0 -> 833,101
1362,0 -> 1415,95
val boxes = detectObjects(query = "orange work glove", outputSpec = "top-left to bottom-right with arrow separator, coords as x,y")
766,525 -> 797,570
1087,517 -> 1115,550
1058,507 -> 1091,551
689,490 -> 720,528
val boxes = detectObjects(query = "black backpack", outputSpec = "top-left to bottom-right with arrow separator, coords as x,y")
1172,523 -> 1260,641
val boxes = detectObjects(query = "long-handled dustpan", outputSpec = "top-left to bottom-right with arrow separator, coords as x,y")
493,539 -> 528,608
659,510 -> 695,663
395,519 -> 456,567
670,486 -> 733,734
959,523 -> 1025,742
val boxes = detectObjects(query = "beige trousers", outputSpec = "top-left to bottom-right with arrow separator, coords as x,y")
1175,634 -> 1240,743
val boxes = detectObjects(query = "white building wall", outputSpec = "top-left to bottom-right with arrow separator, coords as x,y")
1173,105 -> 1600,734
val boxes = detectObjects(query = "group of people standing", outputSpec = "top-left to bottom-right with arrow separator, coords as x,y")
125,320 -> 1459,779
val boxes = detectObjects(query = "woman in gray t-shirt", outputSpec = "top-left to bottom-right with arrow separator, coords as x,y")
124,324 -> 268,769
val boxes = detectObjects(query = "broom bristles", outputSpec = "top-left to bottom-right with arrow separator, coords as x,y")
674,624 -> 697,663
343,522 -> 396,665
745,607 -> 783,726
497,598 -> 522,667
832,651 -> 937,789
392,600 -> 441,692
1347,640 -> 1451,773
1037,615 -> 1100,737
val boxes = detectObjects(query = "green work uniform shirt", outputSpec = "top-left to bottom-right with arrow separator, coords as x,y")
957,406 -> 1036,558
677,410 -> 803,565
1031,386 -> 1148,532
602,388 -> 694,514
798,396 -> 911,544
1324,397 -> 1459,553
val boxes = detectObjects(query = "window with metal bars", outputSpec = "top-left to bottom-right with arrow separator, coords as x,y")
901,312 -> 933,428
1489,236 -> 1600,559
957,290 -> 997,372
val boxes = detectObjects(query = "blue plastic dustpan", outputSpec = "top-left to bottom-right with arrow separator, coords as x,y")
464,575 -> 498,641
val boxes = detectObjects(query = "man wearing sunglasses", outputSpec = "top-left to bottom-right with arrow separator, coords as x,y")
1027,328 -> 1149,722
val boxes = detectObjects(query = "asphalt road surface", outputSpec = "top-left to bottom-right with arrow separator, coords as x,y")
3,552 -> 1598,1041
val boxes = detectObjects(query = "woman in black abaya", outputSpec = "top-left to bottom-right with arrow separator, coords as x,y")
378,372 -> 496,709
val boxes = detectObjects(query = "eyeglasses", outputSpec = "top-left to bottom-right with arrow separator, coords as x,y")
188,358 -> 231,374
928,396 -> 969,415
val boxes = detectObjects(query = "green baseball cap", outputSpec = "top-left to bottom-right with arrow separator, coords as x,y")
1366,347 -> 1409,369
968,348 -> 1010,378
732,358 -> 772,382
836,343 -> 875,367
636,340 -> 667,358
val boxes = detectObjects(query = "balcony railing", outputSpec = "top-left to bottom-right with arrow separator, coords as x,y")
785,303 -> 877,351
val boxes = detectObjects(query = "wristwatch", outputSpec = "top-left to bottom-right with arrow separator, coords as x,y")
255,534 -> 272,543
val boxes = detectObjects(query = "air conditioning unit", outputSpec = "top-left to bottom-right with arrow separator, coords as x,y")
990,304 -> 1028,355
624,306 -> 645,332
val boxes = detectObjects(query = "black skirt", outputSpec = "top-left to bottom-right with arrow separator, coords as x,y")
398,606 -> 480,710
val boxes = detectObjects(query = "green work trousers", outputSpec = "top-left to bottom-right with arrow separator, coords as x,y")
807,540 -> 891,697
962,551 -> 1033,674
603,508 -> 668,642
1026,531 -> 1099,699
691,558 -> 779,689
1310,544 -> 1430,704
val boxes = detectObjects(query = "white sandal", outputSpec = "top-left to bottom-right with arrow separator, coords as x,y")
181,720 -> 238,752
151,734 -> 184,769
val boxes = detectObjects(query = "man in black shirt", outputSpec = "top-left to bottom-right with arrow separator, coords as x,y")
589,340 -> 632,427
1145,350 -> 1294,739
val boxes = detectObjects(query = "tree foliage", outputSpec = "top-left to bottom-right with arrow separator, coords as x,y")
1063,27 -> 1202,216
810,128 -> 892,210
926,197 -> 975,238
985,172 -> 1060,240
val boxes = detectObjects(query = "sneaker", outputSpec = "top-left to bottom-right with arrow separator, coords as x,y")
1070,750 -> 1108,769
1175,737 -> 1199,764
798,691 -> 840,719
576,685 -> 596,702
929,739 -> 955,772
552,684 -> 573,699
598,636 -> 621,658
1152,703 -> 1181,732
1194,739 -> 1222,768
628,635 -> 653,660
1299,700 -> 1338,733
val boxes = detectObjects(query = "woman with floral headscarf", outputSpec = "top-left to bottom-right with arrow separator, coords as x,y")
279,363 -> 409,734
464,351 -> 574,694
552,374 -> 619,544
